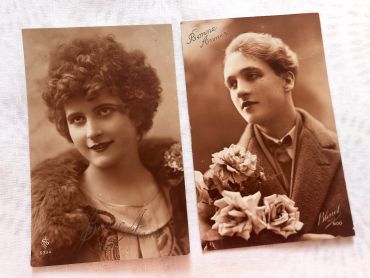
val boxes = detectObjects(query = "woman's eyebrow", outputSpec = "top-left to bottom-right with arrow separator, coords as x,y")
66,112 -> 83,122
92,103 -> 125,112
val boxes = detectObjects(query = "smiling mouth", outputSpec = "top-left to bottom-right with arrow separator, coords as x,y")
242,101 -> 258,110
89,141 -> 113,152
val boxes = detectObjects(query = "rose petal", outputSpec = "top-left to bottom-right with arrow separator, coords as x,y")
222,222 -> 237,228
263,194 -> 304,238
264,194 -> 277,206
218,224 -> 235,237
281,221 -> 295,231
241,191 -> 262,210
230,222 -> 244,234
214,198 -> 228,209
251,207 -> 267,234
277,195 -> 295,206
295,220 -> 304,230
270,211 -> 289,226
228,209 -> 247,218
218,205 -> 233,217
226,165 -> 238,173
210,209 -> 221,222
235,220 -> 253,240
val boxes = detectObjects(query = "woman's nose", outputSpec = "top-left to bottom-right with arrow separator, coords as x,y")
236,80 -> 251,99
86,119 -> 103,139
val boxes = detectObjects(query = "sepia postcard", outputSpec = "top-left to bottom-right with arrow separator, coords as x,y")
23,24 -> 189,266
181,13 -> 354,251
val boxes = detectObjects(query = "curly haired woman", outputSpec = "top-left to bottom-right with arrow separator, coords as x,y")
31,35 -> 189,266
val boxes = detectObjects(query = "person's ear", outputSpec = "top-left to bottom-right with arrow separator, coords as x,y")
281,71 -> 295,92
133,117 -> 145,142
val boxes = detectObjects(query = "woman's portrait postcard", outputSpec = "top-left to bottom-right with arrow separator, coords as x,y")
23,24 -> 189,266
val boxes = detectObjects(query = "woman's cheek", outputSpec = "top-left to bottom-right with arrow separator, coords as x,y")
69,127 -> 84,145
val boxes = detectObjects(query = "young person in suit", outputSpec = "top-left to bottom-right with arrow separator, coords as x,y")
222,32 -> 354,242
197,32 -> 354,250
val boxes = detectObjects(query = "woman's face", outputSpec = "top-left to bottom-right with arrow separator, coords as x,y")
64,90 -> 139,169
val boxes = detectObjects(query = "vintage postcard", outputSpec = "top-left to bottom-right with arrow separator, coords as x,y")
181,13 -> 354,251
23,24 -> 189,266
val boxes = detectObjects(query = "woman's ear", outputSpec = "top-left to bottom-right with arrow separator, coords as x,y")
134,118 -> 145,142
281,71 -> 295,92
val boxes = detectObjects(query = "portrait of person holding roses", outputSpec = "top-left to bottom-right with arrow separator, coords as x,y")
182,15 -> 355,251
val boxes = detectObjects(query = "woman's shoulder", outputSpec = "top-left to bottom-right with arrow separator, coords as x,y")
31,149 -> 89,201
31,150 -> 89,210
139,137 -> 183,187
32,149 -> 88,179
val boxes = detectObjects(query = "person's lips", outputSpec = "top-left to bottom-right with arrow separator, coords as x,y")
242,100 -> 258,110
89,141 -> 113,152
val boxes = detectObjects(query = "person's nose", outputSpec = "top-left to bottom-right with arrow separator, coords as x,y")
236,79 -> 252,99
86,118 -> 103,140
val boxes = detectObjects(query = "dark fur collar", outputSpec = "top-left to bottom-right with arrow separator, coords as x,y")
31,138 -> 188,266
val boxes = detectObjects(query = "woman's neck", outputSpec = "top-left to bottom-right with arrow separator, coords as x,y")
82,152 -> 158,205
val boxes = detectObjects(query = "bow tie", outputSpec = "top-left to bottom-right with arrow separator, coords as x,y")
265,135 -> 292,163
266,134 -> 292,147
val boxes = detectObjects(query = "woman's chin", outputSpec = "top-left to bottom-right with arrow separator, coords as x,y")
88,156 -> 120,170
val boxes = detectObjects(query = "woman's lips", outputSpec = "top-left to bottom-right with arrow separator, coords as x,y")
242,100 -> 258,110
89,141 -> 113,152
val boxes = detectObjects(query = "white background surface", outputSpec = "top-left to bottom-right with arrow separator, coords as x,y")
0,1 -> 369,277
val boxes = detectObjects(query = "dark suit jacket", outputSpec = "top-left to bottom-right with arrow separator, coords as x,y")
237,108 -> 354,237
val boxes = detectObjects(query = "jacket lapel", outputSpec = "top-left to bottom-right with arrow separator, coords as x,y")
238,110 -> 341,233
291,110 -> 341,232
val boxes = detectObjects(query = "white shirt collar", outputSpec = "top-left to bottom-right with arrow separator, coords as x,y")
258,125 -> 296,145
257,125 -> 297,159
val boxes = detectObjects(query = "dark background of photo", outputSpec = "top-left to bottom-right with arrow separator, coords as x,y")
182,13 -> 336,173
23,25 -> 181,168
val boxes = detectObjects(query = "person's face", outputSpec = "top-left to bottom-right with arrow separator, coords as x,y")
224,51 -> 291,126
64,90 -> 139,169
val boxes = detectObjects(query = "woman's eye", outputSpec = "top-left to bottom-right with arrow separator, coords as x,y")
97,107 -> 115,117
69,115 -> 85,125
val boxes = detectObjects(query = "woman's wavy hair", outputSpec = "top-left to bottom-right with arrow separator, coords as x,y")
43,35 -> 162,142
225,32 -> 299,76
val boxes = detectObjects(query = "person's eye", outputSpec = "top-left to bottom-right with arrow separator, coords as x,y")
68,115 -> 86,125
227,78 -> 237,90
245,72 -> 261,81
97,106 -> 115,117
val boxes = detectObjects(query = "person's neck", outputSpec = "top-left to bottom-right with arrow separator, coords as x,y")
83,151 -> 157,205
257,104 -> 297,139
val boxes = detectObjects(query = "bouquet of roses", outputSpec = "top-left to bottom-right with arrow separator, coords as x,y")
195,144 -> 303,243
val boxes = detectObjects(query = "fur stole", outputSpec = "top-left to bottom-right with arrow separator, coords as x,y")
31,138 -> 189,266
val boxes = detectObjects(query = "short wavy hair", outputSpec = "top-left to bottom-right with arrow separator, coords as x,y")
225,32 -> 299,76
43,35 -> 162,142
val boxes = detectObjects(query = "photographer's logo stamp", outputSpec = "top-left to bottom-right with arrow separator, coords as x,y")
40,235 -> 52,255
